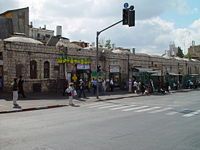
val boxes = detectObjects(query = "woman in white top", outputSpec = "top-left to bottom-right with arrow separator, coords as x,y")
66,83 -> 75,106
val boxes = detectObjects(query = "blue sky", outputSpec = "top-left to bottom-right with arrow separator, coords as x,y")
0,0 -> 200,55
161,0 -> 200,28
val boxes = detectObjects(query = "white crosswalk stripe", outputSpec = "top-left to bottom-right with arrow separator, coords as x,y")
88,103 -> 111,108
98,104 -> 121,109
86,102 -> 200,118
166,112 -> 178,115
148,107 -> 172,114
122,106 -> 149,112
110,105 -> 136,110
135,107 -> 161,112
183,110 -> 200,117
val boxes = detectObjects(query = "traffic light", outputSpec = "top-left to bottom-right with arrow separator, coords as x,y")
122,5 -> 135,27
122,9 -> 129,25
97,65 -> 101,72
128,10 -> 135,27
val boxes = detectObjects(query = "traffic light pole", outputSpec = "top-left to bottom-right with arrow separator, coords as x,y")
96,19 -> 123,99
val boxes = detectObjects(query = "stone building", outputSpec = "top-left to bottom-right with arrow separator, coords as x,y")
0,35 -> 59,92
188,44 -> 200,60
29,23 -> 54,45
1,35 -> 200,93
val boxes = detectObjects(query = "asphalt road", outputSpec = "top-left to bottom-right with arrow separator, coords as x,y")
0,91 -> 200,150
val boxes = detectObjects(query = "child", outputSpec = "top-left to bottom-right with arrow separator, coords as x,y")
65,83 -> 76,106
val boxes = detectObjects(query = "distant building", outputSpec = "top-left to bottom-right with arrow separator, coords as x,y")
0,7 -> 29,39
162,42 -> 178,57
29,23 -> 54,44
71,41 -> 89,48
188,41 -> 200,60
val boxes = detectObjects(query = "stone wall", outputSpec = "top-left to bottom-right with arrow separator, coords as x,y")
1,40 -> 200,93
3,41 -> 59,92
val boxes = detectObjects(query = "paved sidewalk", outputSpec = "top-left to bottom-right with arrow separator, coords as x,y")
0,88 -> 196,114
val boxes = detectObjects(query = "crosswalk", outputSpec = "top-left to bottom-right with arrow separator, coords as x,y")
85,102 -> 200,118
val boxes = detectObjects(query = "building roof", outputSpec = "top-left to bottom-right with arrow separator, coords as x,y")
56,39 -> 82,49
112,48 -> 131,54
0,7 -> 29,16
46,36 -> 60,46
4,35 -> 43,44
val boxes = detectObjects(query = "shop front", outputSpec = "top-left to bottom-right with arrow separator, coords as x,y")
57,56 -> 92,84
76,64 -> 91,81
109,65 -> 121,87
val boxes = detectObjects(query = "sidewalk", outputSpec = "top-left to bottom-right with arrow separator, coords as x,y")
0,88 -> 197,114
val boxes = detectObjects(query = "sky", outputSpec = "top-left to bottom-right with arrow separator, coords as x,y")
0,0 -> 200,55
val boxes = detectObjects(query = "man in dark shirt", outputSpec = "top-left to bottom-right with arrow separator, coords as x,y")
18,75 -> 26,98
13,78 -> 21,108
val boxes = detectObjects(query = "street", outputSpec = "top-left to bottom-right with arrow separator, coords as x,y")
0,91 -> 200,150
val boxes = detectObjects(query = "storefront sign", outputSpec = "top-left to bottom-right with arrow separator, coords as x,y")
56,56 -> 91,65
110,65 -> 120,73
77,64 -> 90,70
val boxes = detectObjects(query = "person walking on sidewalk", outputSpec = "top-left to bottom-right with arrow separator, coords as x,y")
78,79 -> 86,98
12,78 -> 21,108
66,83 -> 76,106
18,75 -> 26,98
110,78 -> 114,92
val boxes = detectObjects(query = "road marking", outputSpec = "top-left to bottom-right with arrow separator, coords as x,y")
183,110 -> 200,117
98,105 -> 121,109
135,107 -> 160,112
122,106 -> 149,112
166,112 -> 178,115
149,107 -> 172,114
88,103 -> 111,108
86,102 -> 105,106
110,105 -> 136,110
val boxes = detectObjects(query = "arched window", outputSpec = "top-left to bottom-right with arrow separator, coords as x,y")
44,61 -> 50,78
30,60 -> 37,79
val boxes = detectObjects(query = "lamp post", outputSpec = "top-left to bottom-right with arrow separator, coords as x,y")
127,53 -> 130,80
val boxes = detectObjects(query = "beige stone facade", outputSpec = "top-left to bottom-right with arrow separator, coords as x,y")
188,45 -> 200,60
1,38 -> 200,93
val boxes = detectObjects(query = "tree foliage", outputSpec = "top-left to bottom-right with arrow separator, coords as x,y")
105,39 -> 111,49
184,53 -> 192,60
176,47 -> 184,58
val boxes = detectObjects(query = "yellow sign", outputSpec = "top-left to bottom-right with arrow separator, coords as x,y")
72,74 -> 77,82
56,56 -> 92,65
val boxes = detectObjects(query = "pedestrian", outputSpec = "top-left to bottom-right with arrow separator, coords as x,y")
18,75 -> 26,98
78,79 -> 86,98
140,82 -> 146,95
110,78 -> 114,92
65,83 -> 76,106
63,79 -> 68,96
102,79 -> 106,94
91,78 -> 97,95
12,78 -> 21,108
133,80 -> 138,93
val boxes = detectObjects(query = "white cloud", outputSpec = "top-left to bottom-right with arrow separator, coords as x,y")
0,0 -> 200,55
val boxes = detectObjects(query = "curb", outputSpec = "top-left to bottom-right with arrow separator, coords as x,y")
0,104 -> 68,114
1,88 -> 199,114
96,94 -> 141,102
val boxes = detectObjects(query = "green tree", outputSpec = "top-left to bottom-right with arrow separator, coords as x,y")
184,53 -> 192,60
176,47 -> 184,58
105,39 -> 112,49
